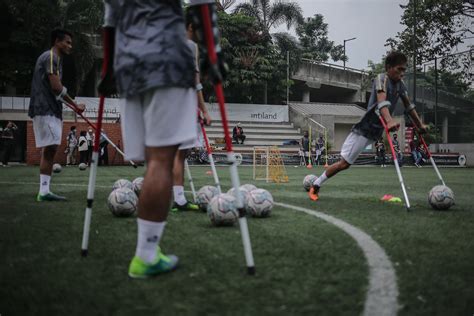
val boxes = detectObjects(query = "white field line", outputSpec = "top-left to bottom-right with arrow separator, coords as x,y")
0,181 -> 110,189
274,201 -> 399,316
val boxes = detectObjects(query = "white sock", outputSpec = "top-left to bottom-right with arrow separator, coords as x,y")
314,171 -> 328,187
39,174 -> 51,195
135,219 -> 166,264
173,185 -> 186,206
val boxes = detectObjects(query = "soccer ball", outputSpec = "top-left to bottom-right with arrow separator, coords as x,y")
227,187 -> 251,214
303,174 -> 317,191
240,184 -> 257,192
207,193 -> 239,226
132,177 -> 144,196
52,163 -> 62,173
107,188 -> 138,217
247,188 -> 274,218
428,185 -> 455,210
112,179 -> 133,191
78,163 -> 87,170
196,185 -> 219,211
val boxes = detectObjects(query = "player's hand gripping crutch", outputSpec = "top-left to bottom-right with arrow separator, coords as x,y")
199,114 -> 222,193
80,26 -> 114,256
414,128 -> 446,186
63,101 -> 137,168
189,1 -> 255,274
376,112 -> 411,211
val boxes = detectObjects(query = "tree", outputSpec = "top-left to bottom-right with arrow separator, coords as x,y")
296,14 -> 345,63
233,0 -> 303,35
0,0 -> 103,96
386,0 -> 473,79
215,0 -> 237,12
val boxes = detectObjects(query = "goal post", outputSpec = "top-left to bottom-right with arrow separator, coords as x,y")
253,146 -> 288,183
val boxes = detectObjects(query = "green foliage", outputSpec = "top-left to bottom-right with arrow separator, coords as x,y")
296,14 -> 345,63
233,0 -> 303,35
385,0 -> 473,79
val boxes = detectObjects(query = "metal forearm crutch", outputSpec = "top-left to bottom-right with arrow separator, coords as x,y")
377,113 -> 411,211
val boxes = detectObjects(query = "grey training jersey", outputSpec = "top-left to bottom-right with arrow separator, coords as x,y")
352,73 -> 408,140
105,0 -> 195,97
28,50 -> 63,119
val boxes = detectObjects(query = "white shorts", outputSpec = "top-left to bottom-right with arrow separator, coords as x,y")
179,123 -> 202,150
32,115 -> 63,148
340,132 -> 372,165
120,87 -> 197,161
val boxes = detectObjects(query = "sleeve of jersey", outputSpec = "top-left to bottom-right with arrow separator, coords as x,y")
400,80 -> 408,97
375,73 -> 386,93
46,52 -> 60,76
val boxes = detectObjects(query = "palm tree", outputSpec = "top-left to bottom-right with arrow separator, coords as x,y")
233,0 -> 303,35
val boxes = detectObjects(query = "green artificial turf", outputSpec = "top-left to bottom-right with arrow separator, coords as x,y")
0,165 -> 473,315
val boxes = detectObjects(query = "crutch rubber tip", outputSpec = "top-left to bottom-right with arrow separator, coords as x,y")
247,266 -> 256,275
81,249 -> 88,257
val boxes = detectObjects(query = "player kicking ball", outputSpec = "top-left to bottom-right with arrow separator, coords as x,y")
309,51 -> 427,201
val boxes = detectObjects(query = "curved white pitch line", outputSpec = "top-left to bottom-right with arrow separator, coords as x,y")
274,202 -> 399,316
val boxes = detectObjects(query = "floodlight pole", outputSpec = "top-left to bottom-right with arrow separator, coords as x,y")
343,37 -> 356,70
412,0 -> 417,104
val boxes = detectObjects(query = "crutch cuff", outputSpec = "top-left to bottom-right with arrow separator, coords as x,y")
375,100 -> 391,116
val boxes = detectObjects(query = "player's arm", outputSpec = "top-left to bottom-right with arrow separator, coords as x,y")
48,73 -> 85,114
401,94 -> 428,133
195,48 -> 211,125
376,92 -> 399,132
373,74 -> 399,132
97,0 -> 118,96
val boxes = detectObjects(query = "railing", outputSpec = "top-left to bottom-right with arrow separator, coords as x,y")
300,58 -> 367,75
0,96 -> 120,122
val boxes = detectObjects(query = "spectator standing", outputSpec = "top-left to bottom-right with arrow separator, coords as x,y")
392,133 -> 403,166
66,126 -> 78,165
99,131 -> 109,166
300,131 -> 310,166
375,137 -> 386,167
86,128 -> 94,165
409,137 -> 422,167
1,121 -> 18,167
78,131 -> 88,164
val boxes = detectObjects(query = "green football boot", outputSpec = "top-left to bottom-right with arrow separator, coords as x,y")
36,192 -> 67,201
128,248 -> 179,279
171,201 -> 200,212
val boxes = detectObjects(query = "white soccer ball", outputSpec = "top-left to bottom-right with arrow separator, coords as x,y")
196,185 -> 219,211
207,193 -> 239,226
428,185 -> 455,210
303,174 -> 317,191
107,187 -> 138,217
112,179 -> 133,191
227,187 -> 251,214
247,188 -> 274,218
240,184 -> 257,192
132,177 -> 144,196
52,163 -> 62,173
78,163 -> 87,170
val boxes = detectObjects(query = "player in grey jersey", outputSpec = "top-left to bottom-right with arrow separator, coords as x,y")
309,51 -> 427,201
100,0 -> 198,278
29,29 -> 85,202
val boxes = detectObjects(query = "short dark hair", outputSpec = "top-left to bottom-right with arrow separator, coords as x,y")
385,51 -> 407,70
70,126 -> 76,131
51,28 -> 73,46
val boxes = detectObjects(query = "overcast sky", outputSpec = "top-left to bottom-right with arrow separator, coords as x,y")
276,0 -> 412,70
234,0 -> 409,70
